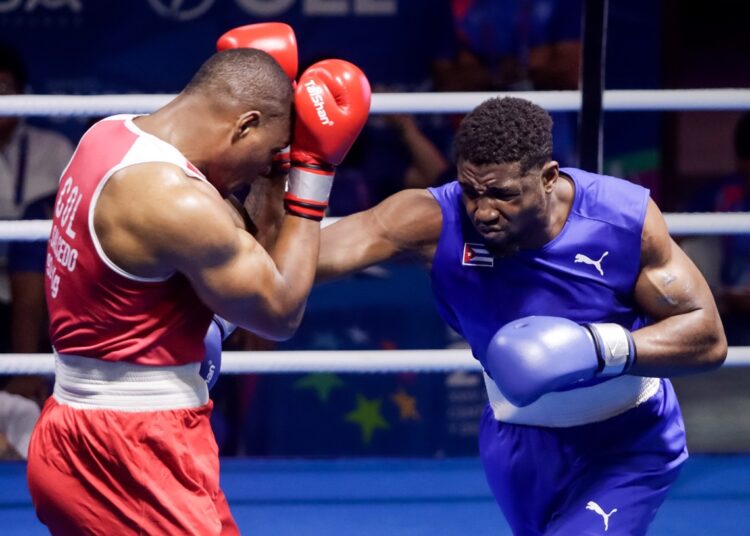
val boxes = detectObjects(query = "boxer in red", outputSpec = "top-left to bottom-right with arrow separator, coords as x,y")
26,24 -> 371,535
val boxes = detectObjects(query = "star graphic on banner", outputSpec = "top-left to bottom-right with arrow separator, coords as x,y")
345,394 -> 389,444
391,388 -> 420,421
347,326 -> 370,345
294,373 -> 345,403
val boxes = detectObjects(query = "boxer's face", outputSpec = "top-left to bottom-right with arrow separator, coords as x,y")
245,113 -> 290,179
458,160 -> 555,257
220,108 -> 291,191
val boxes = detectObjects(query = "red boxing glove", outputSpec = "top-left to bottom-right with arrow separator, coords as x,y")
216,22 -> 298,82
285,60 -> 371,221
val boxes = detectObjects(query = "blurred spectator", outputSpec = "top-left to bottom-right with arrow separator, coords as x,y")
306,1 -> 459,208
0,390 -> 40,460
374,0 -> 586,199
683,112 -> 750,344
384,115 -> 452,190
8,193 -> 54,355
330,114 -> 454,216
1,44 -> 72,409
446,0 -> 582,91
0,43 -> 74,353
353,111 -> 456,208
327,135 -> 373,216
3,193 -> 55,407
435,0 -> 583,165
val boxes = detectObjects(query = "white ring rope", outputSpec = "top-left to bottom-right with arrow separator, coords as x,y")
1,89 -> 749,116
2,90 -> 748,374
0,347 -> 748,375
3,212 -> 750,243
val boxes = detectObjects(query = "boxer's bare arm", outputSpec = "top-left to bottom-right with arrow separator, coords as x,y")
95,163 -> 318,340
317,188 -> 442,282
238,174 -> 287,249
224,195 -> 256,233
630,199 -> 727,375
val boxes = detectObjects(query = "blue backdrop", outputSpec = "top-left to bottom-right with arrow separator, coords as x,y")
0,1 -> 455,94
1,0 -> 663,457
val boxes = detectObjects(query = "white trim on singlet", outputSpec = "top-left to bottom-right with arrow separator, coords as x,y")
53,353 -> 208,411
88,115 -> 211,282
120,117 -> 208,182
88,162 -> 173,282
483,372 -> 661,427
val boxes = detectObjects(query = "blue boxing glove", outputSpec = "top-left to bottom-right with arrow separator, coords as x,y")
200,316 -> 237,390
485,316 -> 636,407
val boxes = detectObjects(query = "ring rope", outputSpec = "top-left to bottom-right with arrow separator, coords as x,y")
3,212 -> 750,243
2,89 -> 747,374
1,89 -> 749,116
0,348 -> 748,375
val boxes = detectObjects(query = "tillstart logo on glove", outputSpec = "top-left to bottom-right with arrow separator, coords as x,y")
303,80 -> 335,126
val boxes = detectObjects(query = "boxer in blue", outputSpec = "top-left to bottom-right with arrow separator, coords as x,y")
316,97 -> 727,535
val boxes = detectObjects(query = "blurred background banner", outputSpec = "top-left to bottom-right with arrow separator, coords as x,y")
0,1 -> 455,94
0,0 -> 663,198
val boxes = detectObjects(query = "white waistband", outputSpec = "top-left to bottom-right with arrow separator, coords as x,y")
53,353 -> 208,411
484,372 -> 660,427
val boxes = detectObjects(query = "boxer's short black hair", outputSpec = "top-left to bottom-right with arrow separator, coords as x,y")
185,48 -> 292,117
453,97 -> 553,174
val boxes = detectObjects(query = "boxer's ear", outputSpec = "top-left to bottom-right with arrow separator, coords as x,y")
541,161 -> 559,194
234,110 -> 261,142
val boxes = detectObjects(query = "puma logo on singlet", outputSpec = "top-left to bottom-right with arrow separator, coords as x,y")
574,251 -> 609,276
586,501 -> 618,531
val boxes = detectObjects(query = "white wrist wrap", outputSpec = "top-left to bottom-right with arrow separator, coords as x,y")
587,323 -> 636,377
287,167 -> 334,204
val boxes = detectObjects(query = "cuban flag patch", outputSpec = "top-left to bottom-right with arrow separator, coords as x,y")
462,243 -> 494,267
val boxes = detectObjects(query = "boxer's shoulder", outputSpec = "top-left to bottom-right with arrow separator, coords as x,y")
374,188 -> 442,250
95,162 -> 237,277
